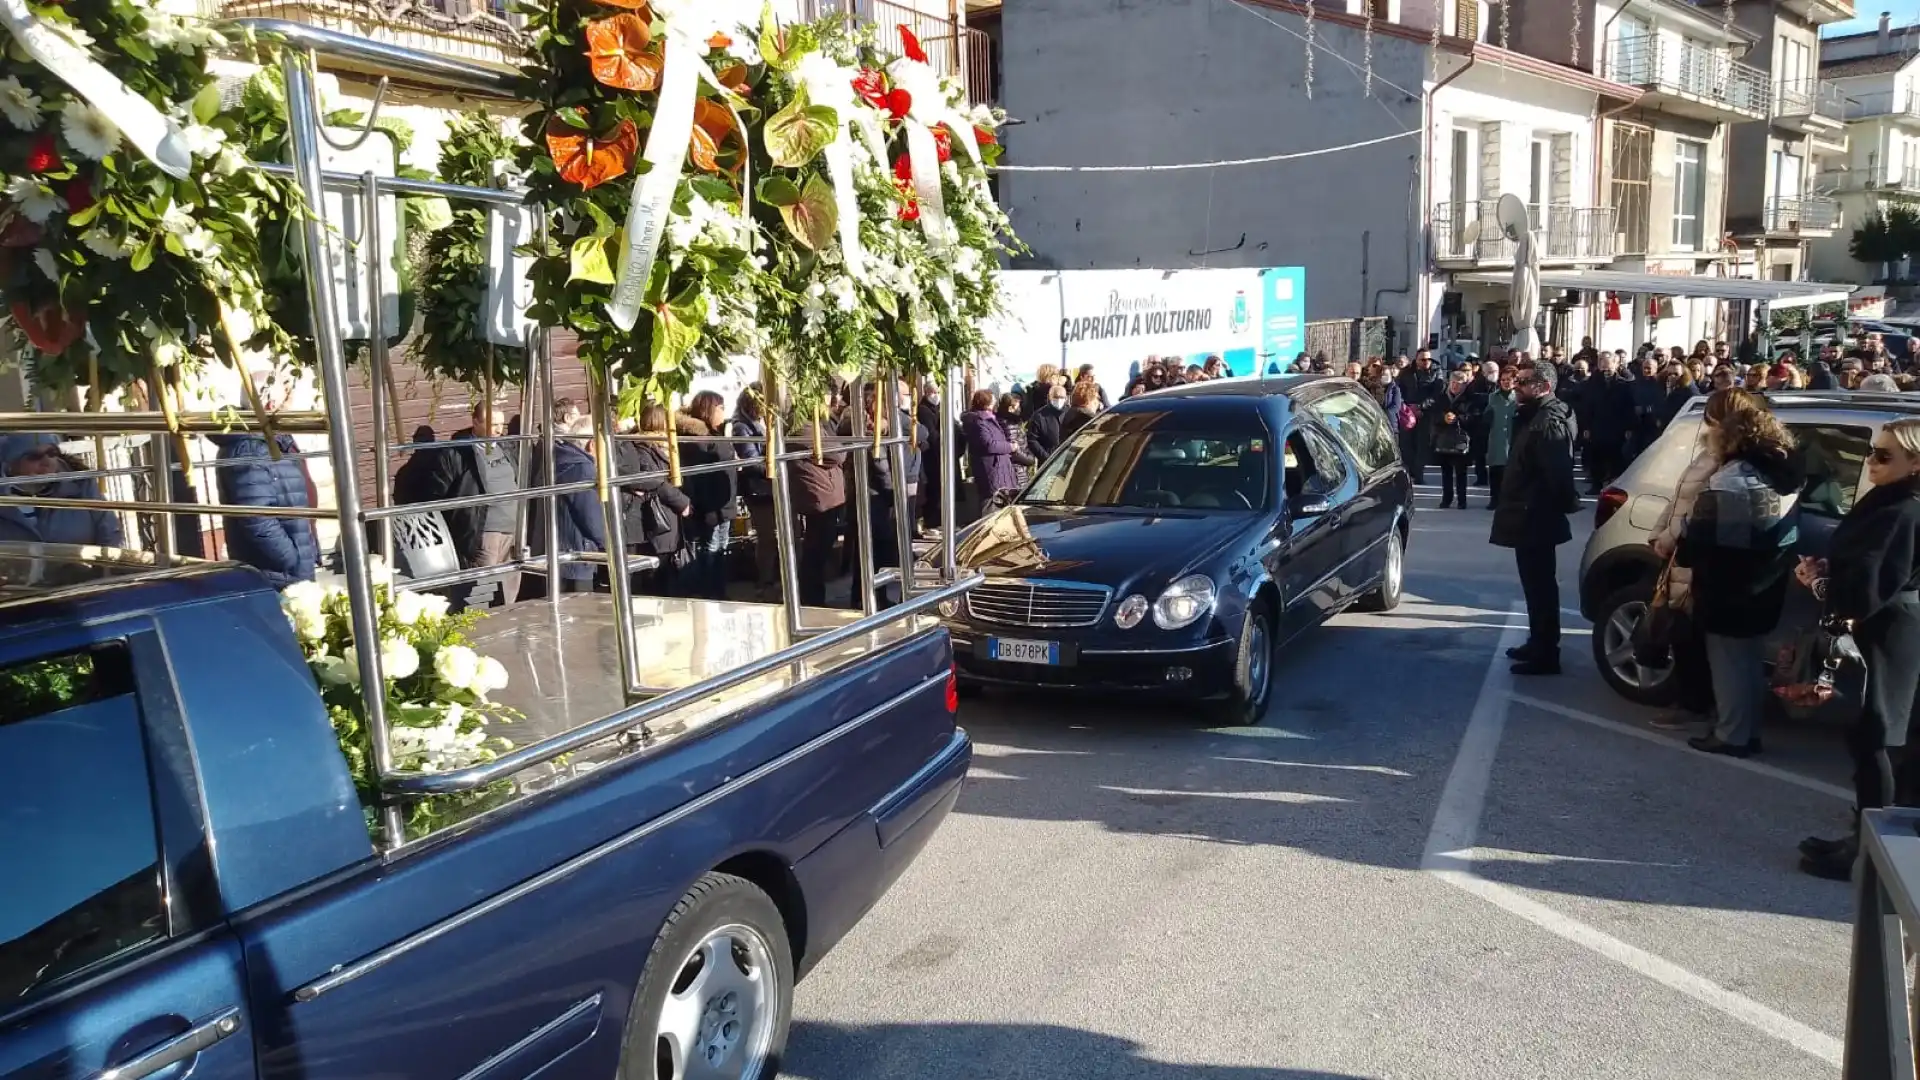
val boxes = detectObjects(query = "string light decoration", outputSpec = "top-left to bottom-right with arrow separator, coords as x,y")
1430,0 -> 1444,85
1500,0 -> 1511,52
1571,0 -> 1582,67
1304,0 -> 1317,99
1364,0 -> 1375,95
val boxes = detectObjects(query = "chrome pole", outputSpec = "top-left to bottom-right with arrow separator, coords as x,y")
848,377 -> 877,616
148,433 -> 173,565
768,411 -> 806,637
285,50 -> 403,848
595,379 -> 643,698
511,337 -> 534,564
941,366 -> 959,582
363,170 -> 393,559
888,385 -> 914,604
535,216 -> 561,611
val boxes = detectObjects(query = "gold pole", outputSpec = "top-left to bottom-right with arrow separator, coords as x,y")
665,390 -> 682,487
590,370 -> 610,503
217,298 -> 283,463
85,353 -> 108,495
812,411 -> 823,465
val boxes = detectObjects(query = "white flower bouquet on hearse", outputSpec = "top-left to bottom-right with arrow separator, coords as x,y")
280,556 -> 517,838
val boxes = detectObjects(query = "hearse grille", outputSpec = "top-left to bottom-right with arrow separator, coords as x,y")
965,580 -> 1111,627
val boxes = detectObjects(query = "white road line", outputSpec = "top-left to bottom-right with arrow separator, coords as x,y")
1509,693 -> 1853,802
1422,608 -> 1845,1069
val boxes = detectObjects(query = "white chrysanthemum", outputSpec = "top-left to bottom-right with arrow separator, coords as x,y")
0,77 -> 41,130
281,579 -> 328,629
313,653 -> 357,686
366,553 -> 394,589
4,176 -> 61,224
379,634 -> 420,679
434,644 -> 481,691
472,656 -> 508,697
180,123 -> 224,158
32,248 -> 57,282
59,100 -> 119,161
181,227 -> 219,259
667,211 -> 701,250
80,228 -> 132,260
158,203 -> 194,235
211,145 -> 249,176
390,588 -> 449,626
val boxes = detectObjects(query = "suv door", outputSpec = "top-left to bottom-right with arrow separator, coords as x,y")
0,626 -> 256,1080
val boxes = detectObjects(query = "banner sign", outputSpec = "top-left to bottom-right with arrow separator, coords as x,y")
984,267 -> 1306,394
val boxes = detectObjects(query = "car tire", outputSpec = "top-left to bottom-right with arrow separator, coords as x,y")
1592,582 -> 1679,707
1214,602 -> 1276,725
1355,529 -> 1404,613
620,872 -> 794,1080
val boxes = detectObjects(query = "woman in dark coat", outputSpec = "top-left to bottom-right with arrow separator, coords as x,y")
676,390 -> 739,600
523,413 -> 606,598
617,404 -> 692,596
1430,368 -> 1479,509
961,389 -> 1029,506
1797,417 -> 1920,879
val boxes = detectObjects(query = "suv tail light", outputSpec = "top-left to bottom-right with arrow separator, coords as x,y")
946,663 -> 960,714
1595,487 -> 1628,529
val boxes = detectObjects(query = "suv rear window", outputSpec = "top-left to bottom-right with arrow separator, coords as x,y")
0,644 -> 165,1006
1788,425 -> 1872,518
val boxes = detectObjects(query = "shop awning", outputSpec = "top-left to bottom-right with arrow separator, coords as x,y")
1454,269 -> 1854,310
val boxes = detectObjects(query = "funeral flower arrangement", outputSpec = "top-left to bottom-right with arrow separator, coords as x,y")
280,557 -> 517,838
416,111 -> 526,390
517,0 -> 1018,407
0,0 -> 293,397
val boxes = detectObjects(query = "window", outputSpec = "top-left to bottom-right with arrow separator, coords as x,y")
1307,391 -> 1400,475
1284,427 -> 1352,515
1528,139 -> 1547,227
1612,123 -> 1652,255
1024,415 -> 1272,511
1454,0 -> 1478,41
1788,425 -> 1872,517
0,644 -> 164,1006
1673,138 -> 1707,250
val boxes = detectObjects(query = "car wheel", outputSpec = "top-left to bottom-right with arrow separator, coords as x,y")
1355,529 -> 1404,613
1592,582 -> 1679,707
1214,603 -> 1276,724
621,872 -> 793,1080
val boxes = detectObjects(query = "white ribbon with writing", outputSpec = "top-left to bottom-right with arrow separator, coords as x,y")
607,1 -> 754,332
0,0 -> 189,178
886,56 -> 990,252
795,53 -> 866,280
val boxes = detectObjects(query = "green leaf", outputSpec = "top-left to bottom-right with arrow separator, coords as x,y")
66,200 -> 102,228
756,175 -> 801,207
192,82 -> 222,125
757,1 -> 816,72
649,293 -> 704,373
129,242 -> 153,272
163,232 -> 186,258
569,233 -> 616,284
764,89 -> 837,169
556,106 -> 589,129
779,172 -> 837,251
582,199 -> 615,239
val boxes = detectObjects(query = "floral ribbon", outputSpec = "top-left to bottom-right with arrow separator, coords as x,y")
795,53 -> 867,280
886,50 -> 985,253
0,0 -> 189,178
607,0 -> 753,333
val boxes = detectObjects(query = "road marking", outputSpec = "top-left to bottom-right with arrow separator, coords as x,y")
1510,693 -> 1852,802
1422,609 -> 1845,1069
1213,756 -> 1412,776
1103,785 -> 1348,805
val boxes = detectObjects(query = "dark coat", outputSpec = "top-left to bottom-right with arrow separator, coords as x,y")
616,437 -> 690,557
790,442 -> 847,515
1397,364 -> 1445,430
677,413 -> 738,519
1060,406 -> 1098,441
1827,475 -> 1920,626
210,432 -> 317,587
729,413 -> 770,501
527,440 -> 605,583
1465,375 -> 1495,448
421,428 -> 499,567
1676,447 -> 1804,637
392,439 -> 442,507
1430,385 -> 1479,456
1579,373 -> 1635,444
1026,404 -> 1066,461
1627,375 -> 1668,454
1490,394 -> 1580,549
962,408 -> 1023,499
1657,384 -> 1695,430
837,410 -> 925,494
0,466 -> 123,548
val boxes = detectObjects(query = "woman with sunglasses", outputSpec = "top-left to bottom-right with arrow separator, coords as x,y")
0,433 -> 123,548
1795,417 -> 1920,880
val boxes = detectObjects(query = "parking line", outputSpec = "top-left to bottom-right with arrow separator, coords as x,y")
1509,693 -> 1852,802
1422,609 -> 1845,1068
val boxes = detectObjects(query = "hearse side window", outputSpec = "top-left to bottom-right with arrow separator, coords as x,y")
0,644 -> 166,1007
1307,391 -> 1399,475
1786,425 -> 1872,518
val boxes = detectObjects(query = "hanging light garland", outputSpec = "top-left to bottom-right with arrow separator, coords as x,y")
1571,0 -> 1582,68
1304,0 -> 1317,99
1430,0 -> 1444,85
1363,0 -> 1375,96
1500,0 -> 1511,52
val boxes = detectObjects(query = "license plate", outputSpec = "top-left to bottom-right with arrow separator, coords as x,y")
988,637 -> 1060,665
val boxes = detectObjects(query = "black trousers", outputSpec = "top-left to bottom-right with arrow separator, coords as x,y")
799,507 -> 842,607
1586,440 -> 1624,491
1487,465 -> 1506,510
1514,543 -> 1562,652
1399,431 -> 1427,485
1470,443 -> 1488,486
1437,456 -> 1470,506
1849,596 -> 1920,812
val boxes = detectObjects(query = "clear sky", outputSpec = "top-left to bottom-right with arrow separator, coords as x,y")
1823,0 -> 1920,37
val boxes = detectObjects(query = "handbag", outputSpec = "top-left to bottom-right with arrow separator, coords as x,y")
1397,403 -> 1419,432
1631,561 -> 1683,667
1772,611 -> 1864,709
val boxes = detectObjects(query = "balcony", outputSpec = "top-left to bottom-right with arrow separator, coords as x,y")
1780,0 -> 1854,25
213,0 -> 523,65
803,0 -> 993,105
1605,38 -> 1768,122
1432,201 -> 1616,265
1848,90 -> 1920,126
1810,129 -> 1849,159
1773,78 -> 1848,133
1762,196 -> 1842,236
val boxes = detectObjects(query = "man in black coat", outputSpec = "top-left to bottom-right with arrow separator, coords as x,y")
1396,349 -> 1444,485
1490,363 -> 1581,676
1578,353 -> 1634,494
1465,360 -> 1497,487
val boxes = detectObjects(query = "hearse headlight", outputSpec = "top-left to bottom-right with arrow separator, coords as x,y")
937,598 -> 960,618
1113,594 -> 1149,629
1152,575 -> 1216,630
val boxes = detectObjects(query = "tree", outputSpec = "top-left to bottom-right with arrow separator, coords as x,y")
1888,205 -> 1920,275
1851,210 -> 1896,270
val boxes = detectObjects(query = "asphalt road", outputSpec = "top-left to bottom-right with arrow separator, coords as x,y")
780,481 -> 1859,1080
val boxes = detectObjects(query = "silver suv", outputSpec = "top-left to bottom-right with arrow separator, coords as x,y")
1579,390 -> 1920,705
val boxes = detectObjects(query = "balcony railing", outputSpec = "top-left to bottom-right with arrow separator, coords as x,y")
803,0 -> 993,105
1432,201 -> 1616,262
1763,196 -> 1841,233
1774,77 -> 1849,122
214,0 -> 524,57
1607,37 -> 1769,116
1846,89 -> 1920,122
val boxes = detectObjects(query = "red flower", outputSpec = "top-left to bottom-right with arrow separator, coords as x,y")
898,197 -> 920,222
898,25 -> 927,63
851,67 -> 888,110
25,132 -> 59,174
885,87 -> 912,120
10,301 -> 83,355
974,124 -> 997,146
64,173 -> 94,213
932,125 -> 952,163
892,154 -> 913,183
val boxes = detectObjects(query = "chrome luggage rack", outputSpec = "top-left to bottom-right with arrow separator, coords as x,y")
0,21 -> 974,848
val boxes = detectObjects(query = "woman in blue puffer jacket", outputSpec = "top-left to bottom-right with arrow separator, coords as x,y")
0,433 -> 123,547
209,431 -> 318,586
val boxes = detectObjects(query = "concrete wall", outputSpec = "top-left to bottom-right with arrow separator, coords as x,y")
998,0 -> 1427,340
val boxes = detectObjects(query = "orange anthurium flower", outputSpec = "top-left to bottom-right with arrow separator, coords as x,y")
688,125 -> 721,172
586,14 -> 661,92
11,301 -> 82,354
693,98 -> 734,144
546,116 -> 640,190
974,124 -> 997,146
593,0 -> 648,10
707,31 -> 732,50
717,63 -> 750,93
898,24 -> 927,63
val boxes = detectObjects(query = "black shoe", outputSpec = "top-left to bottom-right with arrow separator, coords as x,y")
1747,738 -> 1764,756
1799,834 -> 1850,858
1510,658 -> 1562,676
1438,500 -> 1453,509
1506,643 -> 1542,661
1800,843 -> 1857,882
1687,735 -> 1753,758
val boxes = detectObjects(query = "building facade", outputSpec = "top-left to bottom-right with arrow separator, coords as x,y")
1810,14 -> 1920,283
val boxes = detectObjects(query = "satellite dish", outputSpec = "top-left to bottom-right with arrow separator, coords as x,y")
1496,193 -> 1531,242
1461,219 -> 1483,247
